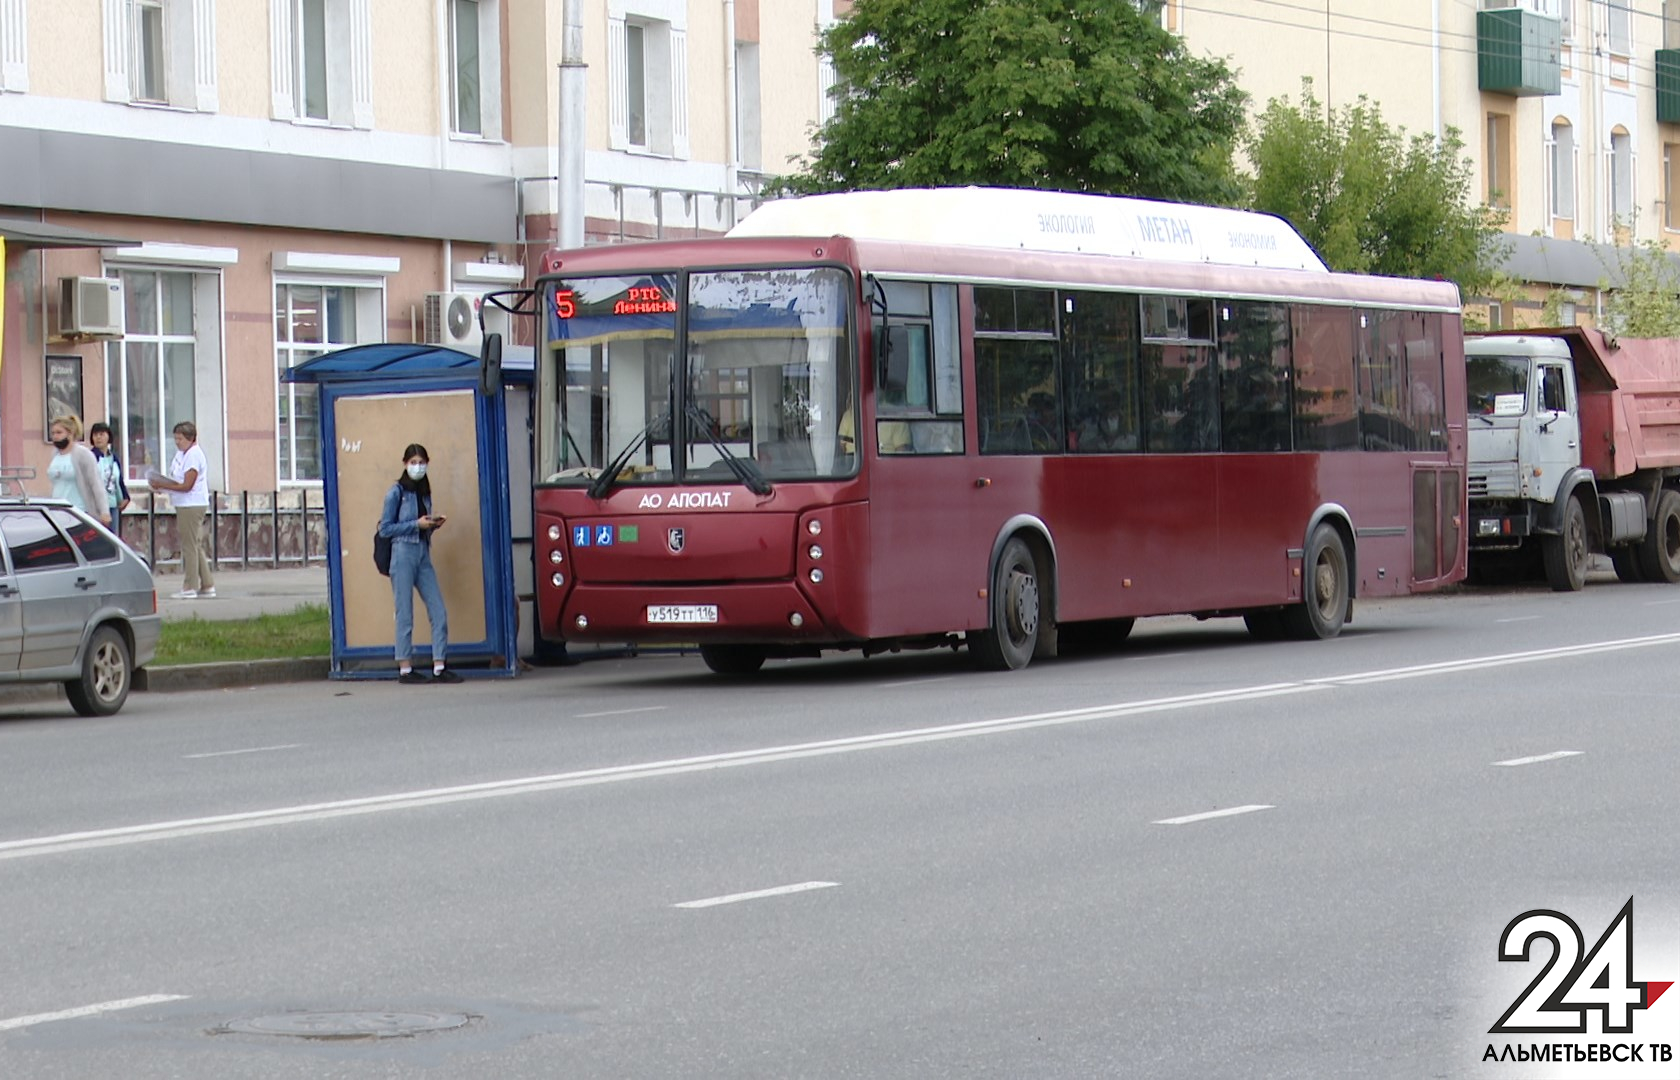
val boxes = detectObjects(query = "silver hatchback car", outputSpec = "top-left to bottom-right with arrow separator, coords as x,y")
0,494 -> 161,716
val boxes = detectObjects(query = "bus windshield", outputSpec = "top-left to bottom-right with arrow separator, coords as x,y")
541,267 -> 856,485
1466,355 -> 1530,417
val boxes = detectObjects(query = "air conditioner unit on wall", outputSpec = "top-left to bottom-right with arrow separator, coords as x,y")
423,292 -> 483,351
58,276 -> 125,338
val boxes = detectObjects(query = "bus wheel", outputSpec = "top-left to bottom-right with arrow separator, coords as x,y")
1243,610 -> 1286,640
1611,547 -> 1646,583
971,537 -> 1040,671
1637,490 -> 1680,583
1281,525 -> 1349,640
699,645 -> 766,676
1543,495 -> 1590,592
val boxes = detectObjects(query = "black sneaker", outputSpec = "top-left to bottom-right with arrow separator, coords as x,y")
432,668 -> 464,684
398,670 -> 431,684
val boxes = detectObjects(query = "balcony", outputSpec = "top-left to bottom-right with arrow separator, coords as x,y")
1478,9 -> 1562,97
1659,50 -> 1680,123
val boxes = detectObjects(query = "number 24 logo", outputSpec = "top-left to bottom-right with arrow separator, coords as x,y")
1490,899 -> 1672,1034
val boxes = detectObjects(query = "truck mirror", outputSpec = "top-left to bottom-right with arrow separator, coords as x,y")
480,332 -> 503,397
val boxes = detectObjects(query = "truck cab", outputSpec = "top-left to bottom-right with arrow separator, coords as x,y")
1467,336 -> 1580,532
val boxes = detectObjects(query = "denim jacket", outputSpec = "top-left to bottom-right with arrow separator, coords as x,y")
378,483 -> 431,547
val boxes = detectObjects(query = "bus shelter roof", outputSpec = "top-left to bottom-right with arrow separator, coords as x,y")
283,342 -> 531,384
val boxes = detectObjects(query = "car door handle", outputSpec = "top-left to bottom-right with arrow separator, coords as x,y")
74,577 -> 97,590
1567,441 -> 1577,449
0,583 -> 15,597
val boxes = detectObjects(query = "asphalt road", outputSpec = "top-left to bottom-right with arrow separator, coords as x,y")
1,579 -> 1678,1079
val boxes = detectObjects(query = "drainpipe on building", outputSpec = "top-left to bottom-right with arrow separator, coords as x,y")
725,0 -> 739,212
558,0 -> 587,250
1431,0 -> 1441,143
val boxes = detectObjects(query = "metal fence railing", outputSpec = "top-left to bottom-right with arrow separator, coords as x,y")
124,489 -> 328,572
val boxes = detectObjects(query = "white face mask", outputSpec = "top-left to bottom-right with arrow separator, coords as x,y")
407,463 -> 428,481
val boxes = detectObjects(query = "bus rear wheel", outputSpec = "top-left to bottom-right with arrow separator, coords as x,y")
699,645 -> 766,676
971,537 -> 1040,671
1637,490 -> 1680,583
1281,525 -> 1350,640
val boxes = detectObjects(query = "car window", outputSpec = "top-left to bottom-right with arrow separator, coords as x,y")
47,507 -> 119,563
0,509 -> 80,571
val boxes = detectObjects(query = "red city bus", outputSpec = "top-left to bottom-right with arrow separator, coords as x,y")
529,188 -> 1465,674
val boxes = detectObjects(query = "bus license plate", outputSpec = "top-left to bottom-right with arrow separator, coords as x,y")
647,604 -> 718,624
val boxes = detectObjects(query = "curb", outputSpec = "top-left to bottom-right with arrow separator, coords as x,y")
136,657 -> 332,693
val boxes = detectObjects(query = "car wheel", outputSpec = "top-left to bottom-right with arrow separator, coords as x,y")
66,625 -> 131,717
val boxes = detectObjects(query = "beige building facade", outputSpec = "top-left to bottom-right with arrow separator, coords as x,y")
0,0 -> 830,500
1174,0 -> 1680,327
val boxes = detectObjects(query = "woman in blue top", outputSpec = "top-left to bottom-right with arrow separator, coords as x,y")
88,421 -> 131,540
377,443 -> 460,684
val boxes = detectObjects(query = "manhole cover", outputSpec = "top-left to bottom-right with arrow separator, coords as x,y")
216,1011 -> 473,1040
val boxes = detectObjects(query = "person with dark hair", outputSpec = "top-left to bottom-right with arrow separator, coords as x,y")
377,443 -> 459,684
147,420 -> 213,598
88,421 -> 131,540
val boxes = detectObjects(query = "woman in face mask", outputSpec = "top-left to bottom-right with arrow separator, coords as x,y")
377,443 -> 460,684
47,414 -> 111,527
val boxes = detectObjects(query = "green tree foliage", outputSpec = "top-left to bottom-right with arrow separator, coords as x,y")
775,0 -> 1247,204
1597,238 -> 1680,339
1245,82 -> 1507,294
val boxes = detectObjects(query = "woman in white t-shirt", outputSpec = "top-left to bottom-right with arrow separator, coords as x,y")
147,421 -> 215,599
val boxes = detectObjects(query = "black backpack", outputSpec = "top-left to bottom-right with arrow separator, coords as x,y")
373,523 -> 392,576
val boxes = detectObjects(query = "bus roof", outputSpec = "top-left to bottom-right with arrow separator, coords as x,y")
728,187 -> 1329,274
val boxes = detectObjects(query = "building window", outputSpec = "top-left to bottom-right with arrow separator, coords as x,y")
1487,113 -> 1512,209
0,0 -> 26,94
1550,120 -> 1575,219
735,41 -> 761,170
1611,128 -> 1633,225
275,282 -> 378,482
1667,0 -> 1680,48
103,0 -> 217,110
1560,0 -> 1573,40
105,270 -> 197,485
608,1 -> 688,157
452,0 -> 480,135
270,0 -> 372,128
1608,0 -> 1631,54
132,0 -> 166,102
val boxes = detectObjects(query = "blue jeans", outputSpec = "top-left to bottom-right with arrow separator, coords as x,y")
390,540 -> 448,663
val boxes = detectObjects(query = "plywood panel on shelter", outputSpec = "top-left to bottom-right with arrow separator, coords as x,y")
335,390 -> 487,652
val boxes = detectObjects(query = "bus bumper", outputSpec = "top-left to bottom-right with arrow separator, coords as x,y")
553,582 -> 846,644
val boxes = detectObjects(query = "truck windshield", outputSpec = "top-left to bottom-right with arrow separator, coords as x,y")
541,267 -> 856,486
1466,355 -> 1530,416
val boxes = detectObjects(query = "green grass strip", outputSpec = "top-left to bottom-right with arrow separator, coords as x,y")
154,603 -> 332,667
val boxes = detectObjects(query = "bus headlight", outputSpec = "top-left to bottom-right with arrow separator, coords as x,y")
549,549 -> 564,564
807,519 -> 822,536
808,545 -> 823,560
810,568 -> 824,584
548,524 -> 562,541
575,615 -> 588,629
551,572 -> 565,587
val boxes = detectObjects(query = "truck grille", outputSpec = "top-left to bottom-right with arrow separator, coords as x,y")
1468,464 -> 1519,499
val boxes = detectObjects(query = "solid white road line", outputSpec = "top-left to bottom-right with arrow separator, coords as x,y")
674,881 -> 839,909
1154,805 -> 1275,826
573,706 -> 668,719
4,630 -> 1678,862
184,744 -> 302,759
0,994 -> 189,1033
1493,750 -> 1585,767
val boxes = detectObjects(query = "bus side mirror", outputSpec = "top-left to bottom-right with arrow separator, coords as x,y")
480,332 -> 503,397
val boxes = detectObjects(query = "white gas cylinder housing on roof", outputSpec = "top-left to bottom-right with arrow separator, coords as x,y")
729,187 -> 1328,274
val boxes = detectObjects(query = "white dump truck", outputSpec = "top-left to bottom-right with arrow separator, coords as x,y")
1466,327 -> 1680,590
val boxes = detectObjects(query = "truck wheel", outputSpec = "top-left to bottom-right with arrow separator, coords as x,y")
699,645 -> 766,676
1636,490 -> 1680,583
1542,496 -> 1589,592
1280,525 -> 1349,640
65,625 -> 132,717
970,537 -> 1040,671
1610,548 -> 1646,584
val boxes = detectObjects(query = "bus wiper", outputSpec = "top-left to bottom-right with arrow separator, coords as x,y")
1470,411 -> 1495,425
587,410 -> 670,500
685,400 -> 773,496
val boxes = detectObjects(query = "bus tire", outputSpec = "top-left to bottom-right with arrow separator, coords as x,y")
1542,495 -> 1589,592
971,537 -> 1040,671
699,645 -> 766,676
1281,525 -> 1349,640
1610,547 -> 1646,583
1637,490 -> 1680,583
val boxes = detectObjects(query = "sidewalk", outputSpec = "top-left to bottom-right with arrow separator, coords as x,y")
156,565 -> 329,623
